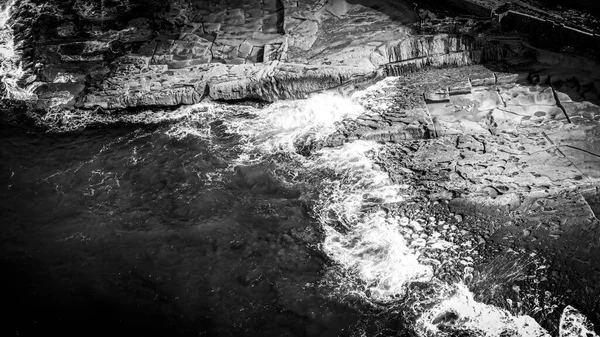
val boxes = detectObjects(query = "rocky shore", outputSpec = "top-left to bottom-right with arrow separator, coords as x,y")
2,0 -> 600,335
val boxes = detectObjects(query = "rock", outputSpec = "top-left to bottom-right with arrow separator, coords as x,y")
559,305 -> 599,337
409,220 -> 424,232
411,238 -> 427,248
429,239 -> 454,250
208,63 -> 379,102
399,217 -> 410,226
5,0 -> 600,112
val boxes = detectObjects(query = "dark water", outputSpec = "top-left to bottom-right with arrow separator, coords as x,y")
0,122 -> 359,337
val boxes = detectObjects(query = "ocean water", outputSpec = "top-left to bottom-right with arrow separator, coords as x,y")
0,106 -> 343,337
0,98 -> 366,337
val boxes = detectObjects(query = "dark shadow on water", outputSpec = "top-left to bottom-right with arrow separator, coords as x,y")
1,259 -> 208,337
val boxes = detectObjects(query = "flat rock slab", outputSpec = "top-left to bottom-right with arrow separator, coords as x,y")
24,0 -> 600,111
340,65 -> 600,232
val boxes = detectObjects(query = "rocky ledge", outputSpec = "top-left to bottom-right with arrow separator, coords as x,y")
1,0 -> 599,111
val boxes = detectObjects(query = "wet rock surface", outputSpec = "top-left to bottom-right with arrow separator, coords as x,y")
2,0 -> 600,110
336,64 -> 600,332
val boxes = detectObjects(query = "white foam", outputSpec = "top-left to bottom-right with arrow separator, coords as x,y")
29,103 -> 220,134
0,0 -> 39,100
225,93 -> 364,159
220,88 -> 561,336
416,283 -> 551,337
312,141 -> 432,300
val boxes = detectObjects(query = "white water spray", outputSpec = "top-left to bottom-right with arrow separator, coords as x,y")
314,141 -> 434,300
29,103 -> 222,134
0,0 -> 40,100
217,89 -> 587,336
225,93 -> 364,160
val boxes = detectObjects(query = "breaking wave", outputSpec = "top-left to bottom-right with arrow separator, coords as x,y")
0,0 -> 40,100
224,93 -> 365,160
217,90 -> 596,336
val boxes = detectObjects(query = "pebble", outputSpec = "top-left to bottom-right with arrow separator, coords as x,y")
430,240 -> 453,250
454,214 -> 463,222
411,238 -> 427,248
422,258 -> 441,268
409,220 -> 423,232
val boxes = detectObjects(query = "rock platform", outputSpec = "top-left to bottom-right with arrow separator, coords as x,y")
338,63 -> 600,326
1,0 -> 597,111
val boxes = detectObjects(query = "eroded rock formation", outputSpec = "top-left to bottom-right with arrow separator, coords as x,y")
0,0 -> 598,111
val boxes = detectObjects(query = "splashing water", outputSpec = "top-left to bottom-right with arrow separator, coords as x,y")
415,283 -> 550,337
225,93 -> 364,161
314,141 -> 433,300
219,91 -> 564,336
28,103 -> 224,136
0,0 -> 40,100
